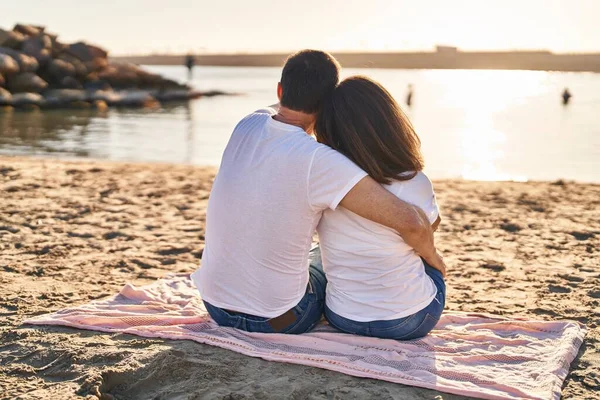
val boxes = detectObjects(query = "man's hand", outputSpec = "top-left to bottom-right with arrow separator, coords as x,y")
428,250 -> 447,277
340,176 -> 446,276
432,216 -> 441,232
410,206 -> 446,276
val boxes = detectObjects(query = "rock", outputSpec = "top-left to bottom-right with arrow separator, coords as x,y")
31,34 -> 52,49
22,35 -> 52,65
25,48 -> 51,67
66,42 -> 108,61
43,32 -> 58,47
88,57 -> 109,72
56,53 -> 87,77
97,63 -> 184,90
43,89 -> 86,105
7,72 -> 48,93
65,42 -> 108,72
0,28 -> 25,49
160,78 -> 187,90
44,88 -> 86,102
0,53 -> 20,76
50,37 -> 67,58
59,76 -> 82,89
155,89 -> 193,102
0,23 -> 208,110
86,89 -> 121,105
0,87 -> 11,105
98,65 -> 141,88
0,47 -> 38,72
92,100 -> 108,111
83,79 -> 111,91
13,24 -> 43,37
117,65 -> 186,90
115,90 -> 159,108
42,89 -> 90,109
10,92 -> 44,107
140,73 -> 180,89
46,58 -> 76,80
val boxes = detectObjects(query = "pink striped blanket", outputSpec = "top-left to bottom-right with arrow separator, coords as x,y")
25,274 -> 585,400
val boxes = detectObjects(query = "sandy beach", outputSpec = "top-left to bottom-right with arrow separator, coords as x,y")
0,156 -> 598,399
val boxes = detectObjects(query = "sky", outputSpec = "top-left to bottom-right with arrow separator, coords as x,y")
2,0 -> 599,55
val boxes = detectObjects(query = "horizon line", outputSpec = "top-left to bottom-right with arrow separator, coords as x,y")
110,48 -> 600,58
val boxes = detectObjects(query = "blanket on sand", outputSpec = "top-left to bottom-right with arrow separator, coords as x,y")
25,274 -> 586,400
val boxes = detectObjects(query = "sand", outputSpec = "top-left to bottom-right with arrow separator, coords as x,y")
0,156 -> 598,400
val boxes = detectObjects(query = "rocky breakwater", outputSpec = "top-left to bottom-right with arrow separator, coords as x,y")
0,24 -> 220,110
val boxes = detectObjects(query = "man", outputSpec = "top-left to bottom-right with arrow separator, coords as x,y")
191,50 -> 445,334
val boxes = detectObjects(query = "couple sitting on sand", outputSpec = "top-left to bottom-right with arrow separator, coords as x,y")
190,50 -> 447,340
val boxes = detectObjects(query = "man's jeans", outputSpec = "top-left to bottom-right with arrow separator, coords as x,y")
203,248 -> 327,334
325,261 -> 446,340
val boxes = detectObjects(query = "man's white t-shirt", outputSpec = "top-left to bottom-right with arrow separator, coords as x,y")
191,109 -> 367,318
317,171 -> 439,322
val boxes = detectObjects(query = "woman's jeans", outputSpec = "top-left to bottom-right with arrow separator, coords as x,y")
325,261 -> 446,340
203,248 -> 327,334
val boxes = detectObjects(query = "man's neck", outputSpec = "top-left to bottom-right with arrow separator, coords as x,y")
273,106 -> 314,134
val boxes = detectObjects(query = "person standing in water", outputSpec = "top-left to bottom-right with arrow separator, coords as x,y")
185,54 -> 195,80
562,88 -> 572,105
406,84 -> 414,107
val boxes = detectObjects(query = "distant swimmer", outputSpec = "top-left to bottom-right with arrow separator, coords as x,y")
185,54 -> 195,80
562,88 -> 572,105
406,84 -> 413,107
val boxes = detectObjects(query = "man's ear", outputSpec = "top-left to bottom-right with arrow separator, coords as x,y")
277,82 -> 283,101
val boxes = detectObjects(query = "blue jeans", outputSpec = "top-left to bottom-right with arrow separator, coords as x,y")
203,249 -> 327,334
325,262 -> 446,340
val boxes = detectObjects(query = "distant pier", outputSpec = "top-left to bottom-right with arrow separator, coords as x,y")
113,46 -> 600,73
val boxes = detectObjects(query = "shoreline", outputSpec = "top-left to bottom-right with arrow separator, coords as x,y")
0,156 -> 598,399
1,154 -> 599,186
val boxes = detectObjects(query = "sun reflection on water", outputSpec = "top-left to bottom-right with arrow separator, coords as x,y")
460,115 -> 526,182
423,69 -> 549,182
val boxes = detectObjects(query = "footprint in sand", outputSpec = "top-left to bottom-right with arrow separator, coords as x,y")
558,274 -> 585,283
548,284 -> 572,294
156,246 -> 192,256
587,289 -> 600,299
569,231 -> 595,241
500,223 -> 523,233
480,262 -> 506,272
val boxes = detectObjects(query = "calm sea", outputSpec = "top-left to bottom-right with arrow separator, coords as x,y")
1,66 -> 599,182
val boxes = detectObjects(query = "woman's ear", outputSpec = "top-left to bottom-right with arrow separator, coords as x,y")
277,82 -> 283,101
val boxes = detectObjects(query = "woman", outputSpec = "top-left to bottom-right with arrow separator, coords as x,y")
315,76 -> 445,340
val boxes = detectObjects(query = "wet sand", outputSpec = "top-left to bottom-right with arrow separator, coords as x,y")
1,156 -> 598,399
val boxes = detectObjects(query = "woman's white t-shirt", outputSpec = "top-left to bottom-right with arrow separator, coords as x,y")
317,171 -> 439,322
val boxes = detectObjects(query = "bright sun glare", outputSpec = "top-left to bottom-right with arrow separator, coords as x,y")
430,70 -> 548,181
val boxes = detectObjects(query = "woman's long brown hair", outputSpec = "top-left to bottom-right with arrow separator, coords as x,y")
315,76 -> 424,185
